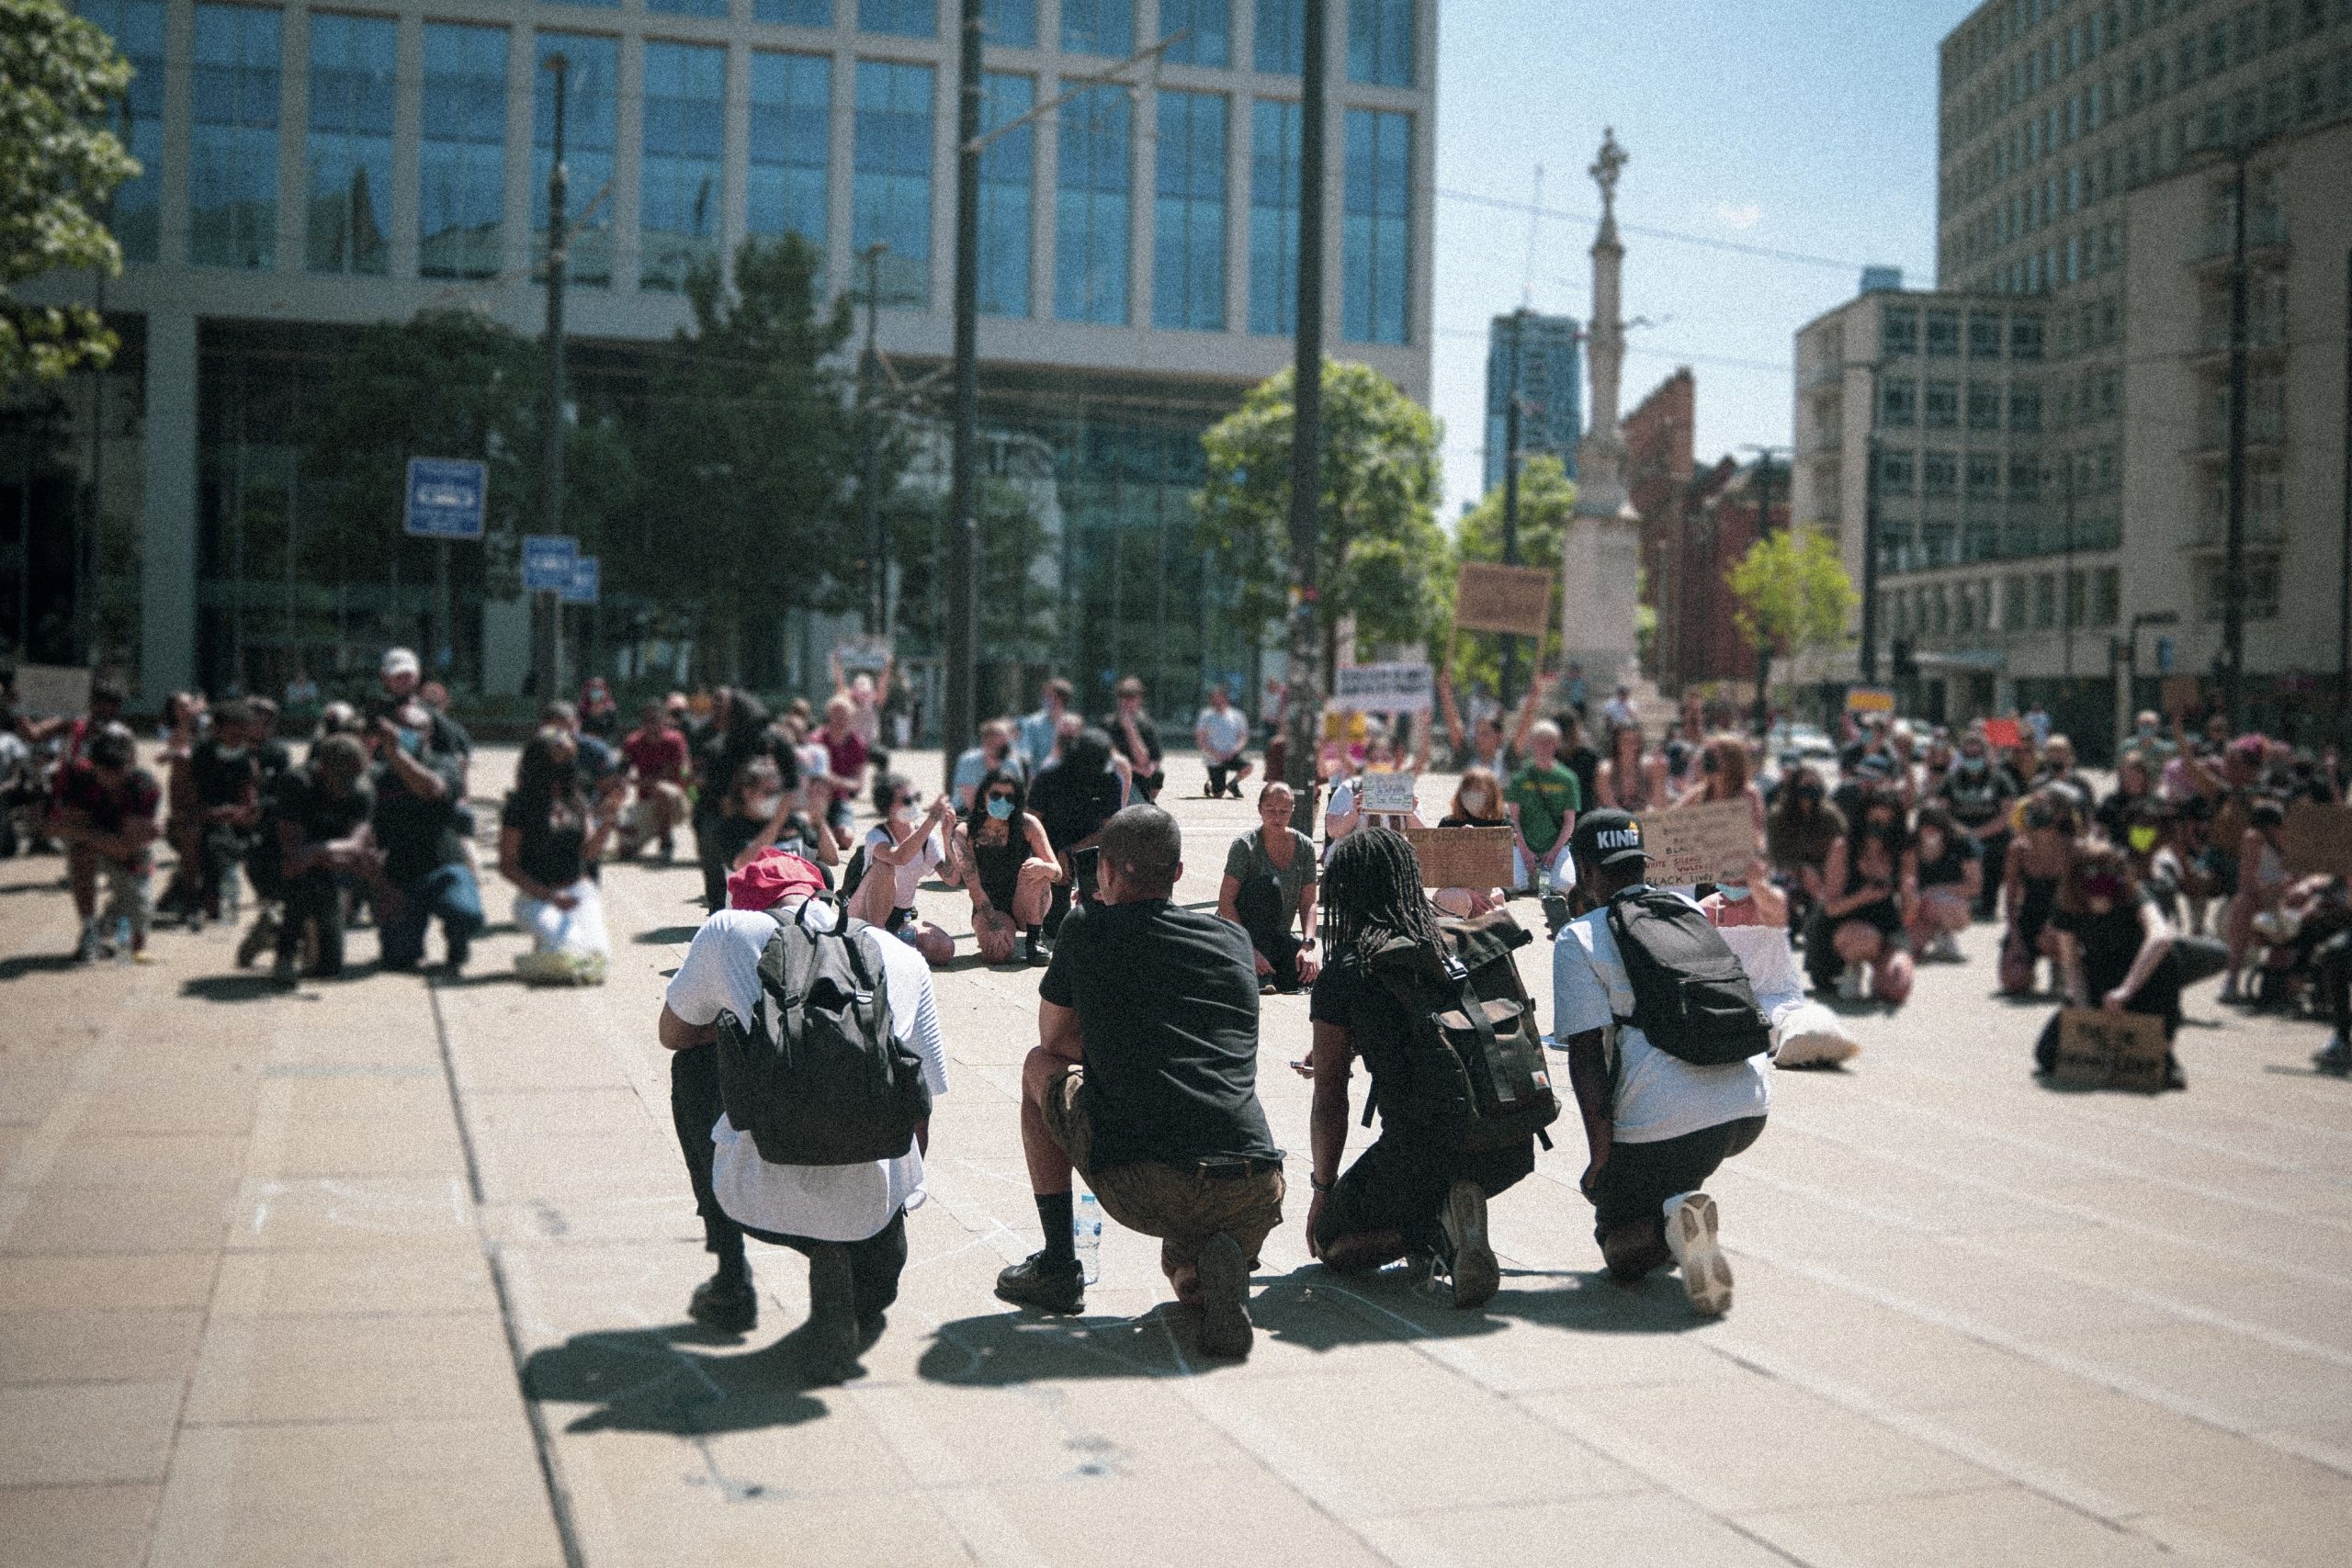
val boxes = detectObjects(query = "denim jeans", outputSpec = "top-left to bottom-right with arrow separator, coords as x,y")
379,862 -> 483,970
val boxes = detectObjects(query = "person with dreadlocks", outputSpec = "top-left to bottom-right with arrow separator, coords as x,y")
1304,828 -> 1525,1309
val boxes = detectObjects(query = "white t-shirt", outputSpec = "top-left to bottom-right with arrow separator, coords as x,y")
1196,706 -> 1248,759
1713,921 -> 1808,1023
863,822 -> 944,908
663,904 -> 950,1242
1552,890 -> 1772,1144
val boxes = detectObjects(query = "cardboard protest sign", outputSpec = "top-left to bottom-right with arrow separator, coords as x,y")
1331,661 -> 1433,714
1980,716 -> 2023,750
1454,561 -> 1554,640
1642,797 -> 1759,886
2160,676 -> 2202,718
1356,771 -> 1419,814
2281,801 -> 2352,879
12,664 -> 92,716
1404,826 -> 1517,890
2052,1008 -> 2170,1093
834,636 -> 891,673
1845,686 -> 1897,716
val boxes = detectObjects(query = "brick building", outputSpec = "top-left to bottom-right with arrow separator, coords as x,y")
1622,368 -> 1694,687
1678,459 -> 1787,691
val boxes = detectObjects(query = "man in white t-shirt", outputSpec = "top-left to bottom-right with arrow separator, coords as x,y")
659,850 -> 949,1376
1553,809 -> 1770,1315
1194,684 -> 1252,799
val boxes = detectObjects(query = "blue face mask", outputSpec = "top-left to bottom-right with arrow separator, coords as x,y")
985,795 -> 1014,820
1717,883 -> 1753,903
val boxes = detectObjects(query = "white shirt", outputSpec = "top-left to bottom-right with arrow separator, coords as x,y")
1553,891 -> 1772,1144
664,905 -> 950,1242
863,822 -> 944,908
1713,921 -> 1808,1024
1195,705 -> 1248,759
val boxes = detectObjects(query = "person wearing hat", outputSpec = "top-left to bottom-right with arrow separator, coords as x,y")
657,849 -> 949,1377
1553,809 -> 1771,1316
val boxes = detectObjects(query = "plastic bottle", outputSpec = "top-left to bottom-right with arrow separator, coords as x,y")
1073,1192 -> 1102,1285
113,915 -> 133,964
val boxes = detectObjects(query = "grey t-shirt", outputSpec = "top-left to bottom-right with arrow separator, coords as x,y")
1224,827 -> 1317,910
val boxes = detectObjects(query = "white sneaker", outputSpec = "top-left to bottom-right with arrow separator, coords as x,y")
1664,1192 -> 1734,1316
1934,932 -> 1963,963
1438,1179 -> 1498,1310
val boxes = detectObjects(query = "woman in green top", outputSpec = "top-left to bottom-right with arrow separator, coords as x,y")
1504,720 -> 1582,894
1219,782 -> 1321,992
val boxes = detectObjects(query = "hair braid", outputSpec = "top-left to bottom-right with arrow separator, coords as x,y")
1324,828 -> 1445,970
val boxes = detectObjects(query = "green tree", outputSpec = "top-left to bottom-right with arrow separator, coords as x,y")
1447,453 -> 1575,689
1,0 -> 136,382
1195,359 -> 1447,669
1725,525 -> 1858,669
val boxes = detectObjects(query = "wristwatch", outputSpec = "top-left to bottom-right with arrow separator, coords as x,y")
1310,1173 -> 1337,1192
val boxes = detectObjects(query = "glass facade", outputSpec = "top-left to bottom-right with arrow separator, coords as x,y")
748,51 -> 830,265
189,5 -> 280,270
304,14 -> 395,276
1347,0 -> 1414,86
639,40 -> 727,292
1061,0 -> 1132,56
1248,97 -> 1299,335
983,0 -> 1036,49
419,24 -> 506,280
978,73 -> 1035,318
854,61 -> 933,307
1160,0 -> 1230,67
1255,0 -> 1303,74
1342,107 -> 1409,344
859,0 -> 933,38
535,34 -> 618,288
1153,90 -> 1226,332
76,0 -> 165,264
1056,85 -> 1130,324
649,0 -> 727,15
755,0 -> 833,23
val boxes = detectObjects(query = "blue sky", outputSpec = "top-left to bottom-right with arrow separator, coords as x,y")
1428,0 -> 1971,517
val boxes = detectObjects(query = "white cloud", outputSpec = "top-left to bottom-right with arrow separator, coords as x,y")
1714,201 -> 1763,231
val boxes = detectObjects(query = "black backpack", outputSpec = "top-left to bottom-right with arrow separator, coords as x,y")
1363,909 -> 1559,1155
1605,887 -> 1771,1066
714,897 -> 933,1166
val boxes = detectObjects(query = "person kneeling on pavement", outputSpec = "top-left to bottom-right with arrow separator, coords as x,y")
659,850 -> 949,1380
1306,829 -> 1557,1309
996,805 -> 1284,1359
1555,811 -> 1772,1316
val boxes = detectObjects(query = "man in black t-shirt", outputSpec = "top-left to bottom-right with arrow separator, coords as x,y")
995,806 -> 1283,1358
1103,676 -> 1165,802
368,698 -> 483,972
266,734 -> 378,982
185,700 -> 265,925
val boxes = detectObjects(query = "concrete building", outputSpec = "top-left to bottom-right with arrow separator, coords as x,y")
1621,366 -> 1690,687
1792,0 -> 2352,754
17,0 -> 1435,715
1481,308 -> 1579,495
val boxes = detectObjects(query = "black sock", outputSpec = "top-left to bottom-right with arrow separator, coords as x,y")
1035,1191 -> 1076,1264
714,1247 -> 750,1286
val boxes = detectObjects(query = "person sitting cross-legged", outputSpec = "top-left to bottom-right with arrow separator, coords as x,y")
994,805 -> 1285,1359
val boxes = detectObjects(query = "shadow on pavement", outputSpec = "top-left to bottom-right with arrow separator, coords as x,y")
429,968 -> 526,988
0,952 -> 82,979
634,926 -> 703,945
181,973 -> 289,1003
521,1323 -> 834,1435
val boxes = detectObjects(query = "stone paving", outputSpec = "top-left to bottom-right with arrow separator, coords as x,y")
5,749 -> 2351,1568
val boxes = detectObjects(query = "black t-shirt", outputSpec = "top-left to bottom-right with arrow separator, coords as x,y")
255,739 -> 294,789
188,739 -> 260,809
274,765 -> 373,848
1307,949 -> 1419,1126
2052,895 -> 2180,1022
1915,830 -> 1980,889
693,726 -> 797,816
1037,899 -> 1280,1171
371,749 -> 468,884
1103,710 -> 1164,769
1938,764 -> 2018,829
429,710 -> 472,761
501,791 -> 587,887
1032,761 -> 1123,851
1563,744 -> 1600,817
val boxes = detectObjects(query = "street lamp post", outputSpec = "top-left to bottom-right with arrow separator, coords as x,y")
943,0 -> 984,786
1739,442 -> 1790,733
1282,0 -> 1329,793
857,242 -> 889,637
538,51 -> 571,702
1498,308 -> 1525,710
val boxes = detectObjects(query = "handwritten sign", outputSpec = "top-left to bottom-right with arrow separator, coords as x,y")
2282,801 -> 2352,879
834,636 -> 891,674
1845,686 -> 1896,716
1356,771 -> 1420,815
11,663 -> 92,717
2161,676 -> 2202,718
1405,826 -> 1517,891
1642,797 -> 1759,886
2052,1008 -> 2170,1093
1331,661 -> 1433,715
1454,561 -> 1554,640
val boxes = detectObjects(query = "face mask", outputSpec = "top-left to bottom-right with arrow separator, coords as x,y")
1717,883 -> 1752,903
1961,754 -> 1986,773
749,793 -> 783,818
986,795 -> 1014,820
2137,723 -> 2155,738
214,744 -> 246,762
2128,825 -> 2159,853
892,803 -> 915,823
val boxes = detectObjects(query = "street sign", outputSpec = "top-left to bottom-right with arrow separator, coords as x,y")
403,457 -> 488,540
2154,635 -> 2174,674
1331,660 -> 1434,714
522,535 -> 578,592
1845,686 -> 1897,716
559,555 -> 600,605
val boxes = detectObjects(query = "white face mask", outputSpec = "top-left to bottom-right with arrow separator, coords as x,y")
1717,882 -> 1752,903
750,793 -> 783,818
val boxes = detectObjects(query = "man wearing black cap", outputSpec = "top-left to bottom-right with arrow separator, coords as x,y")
1553,809 -> 1771,1316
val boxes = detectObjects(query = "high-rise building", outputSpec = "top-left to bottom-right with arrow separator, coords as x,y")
1482,310 -> 1581,495
19,0 -> 1435,718
1792,0 -> 2352,754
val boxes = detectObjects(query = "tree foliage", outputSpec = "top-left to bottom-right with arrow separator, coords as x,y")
1447,453 -> 1575,688
1725,525 -> 1858,660
1195,359 -> 1447,663
2,0 -> 137,382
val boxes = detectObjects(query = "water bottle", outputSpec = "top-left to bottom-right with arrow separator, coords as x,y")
113,915 -> 133,964
1073,1192 -> 1102,1285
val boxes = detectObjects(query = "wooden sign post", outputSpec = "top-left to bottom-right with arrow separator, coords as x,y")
2052,1008 -> 2170,1093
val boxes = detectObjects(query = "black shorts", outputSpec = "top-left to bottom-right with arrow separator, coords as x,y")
1589,1116 -> 1766,1244
1314,1128 -> 1534,1256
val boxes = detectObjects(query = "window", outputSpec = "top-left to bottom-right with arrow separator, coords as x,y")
854,61 -> 933,306
1341,108 -> 1410,344
1968,311 -> 2004,356
1348,0 -> 1414,86
981,0 -> 1035,47
1062,0 -> 1133,55
2092,566 -> 2120,626
2009,456 -> 2042,500
2204,555 -> 2280,620
2002,575 -> 2029,630
2064,569 -> 2086,626
305,14 -> 394,275
1882,307 -> 1920,355
190,4 -> 280,269
76,1 -> 166,263
976,73 -> 1033,316
1924,450 -> 1958,495
650,0 -> 727,16
1878,449 -> 1916,493
1249,97 -> 1300,334
1255,0 -> 1302,73
1967,451 -> 2003,497
1926,310 -> 1962,355
1925,380 -> 1960,428
860,0 -> 933,38
2010,313 -> 2044,357
1160,0 -> 1229,66
1154,90 -> 1227,331
640,41 -> 725,291
2009,383 -> 2042,431
1880,378 -> 1917,427
1968,383 -> 2002,430
419,23 -> 505,280
536,37 -> 617,287
1057,84 -> 1131,323
748,51 -> 830,275
756,0 -> 833,21
2033,572 -> 2057,628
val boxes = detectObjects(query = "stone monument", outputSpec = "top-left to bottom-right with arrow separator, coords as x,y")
1560,129 -> 1648,707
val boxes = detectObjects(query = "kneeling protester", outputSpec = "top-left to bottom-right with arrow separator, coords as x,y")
659,849 -> 948,1379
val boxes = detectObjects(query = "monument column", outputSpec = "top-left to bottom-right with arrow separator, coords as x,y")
1560,129 -> 1645,699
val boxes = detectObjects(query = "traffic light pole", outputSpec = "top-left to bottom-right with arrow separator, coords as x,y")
943,0 -> 983,788
1282,0 -> 1329,793
1498,309 -> 1524,711
538,52 -> 571,703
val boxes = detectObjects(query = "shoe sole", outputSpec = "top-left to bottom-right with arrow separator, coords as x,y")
1441,1181 -> 1499,1310
1194,1233 -> 1254,1358
992,1270 -> 1085,1315
1668,1193 -> 1735,1316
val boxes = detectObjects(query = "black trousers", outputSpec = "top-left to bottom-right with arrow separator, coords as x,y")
741,1210 -> 908,1321
1315,1131 -> 1535,1258
1589,1116 -> 1767,1247
1233,874 -> 1302,991
280,868 -> 345,976
1205,758 -> 1247,795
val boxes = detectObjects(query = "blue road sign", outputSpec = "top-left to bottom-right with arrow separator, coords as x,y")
2155,636 -> 2175,675
403,457 -> 488,540
559,556 -> 600,605
521,535 -> 577,592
